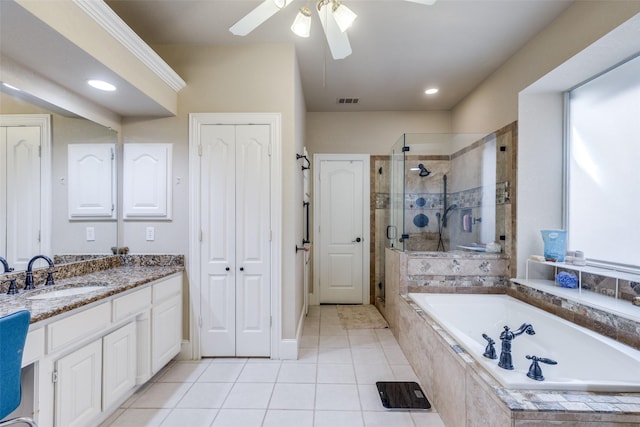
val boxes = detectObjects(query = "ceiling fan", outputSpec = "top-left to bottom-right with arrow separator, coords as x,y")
230,0 -> 437,60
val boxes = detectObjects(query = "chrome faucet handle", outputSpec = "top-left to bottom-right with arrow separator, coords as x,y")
3,278 -> 18,295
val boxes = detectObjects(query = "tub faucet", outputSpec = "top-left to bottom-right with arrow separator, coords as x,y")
0,256 -> 13,273
24,255 -> 55,290
498,323 -> 535,370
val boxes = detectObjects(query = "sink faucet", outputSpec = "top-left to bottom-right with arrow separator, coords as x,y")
0,256 -> 13,273
24,255 -> 55,290
498,323 -> 535,370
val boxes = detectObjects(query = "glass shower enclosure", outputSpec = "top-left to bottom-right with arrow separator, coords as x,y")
377,131 -> 505,306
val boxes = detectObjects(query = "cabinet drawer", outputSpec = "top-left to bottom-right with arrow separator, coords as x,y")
23,326 -> 44,367
152,274 -> 182,303
47,303 -> 110,354
113,287 -> 151,322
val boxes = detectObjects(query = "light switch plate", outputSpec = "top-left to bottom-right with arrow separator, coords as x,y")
146,227 -> 155,241
86,227 -> 95,241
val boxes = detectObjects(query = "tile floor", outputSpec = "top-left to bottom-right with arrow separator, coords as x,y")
100,305 -> 446,427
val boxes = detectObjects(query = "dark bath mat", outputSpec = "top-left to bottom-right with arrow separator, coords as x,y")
376,381 -> 431,410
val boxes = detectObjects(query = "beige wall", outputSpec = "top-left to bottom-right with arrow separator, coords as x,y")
451,1 -> 640,133
306,111 -> 452,156
449,2 -> 640,274
121,43 -> 305,342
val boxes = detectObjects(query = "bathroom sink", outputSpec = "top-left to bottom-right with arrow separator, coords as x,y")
27,286 -> 107,300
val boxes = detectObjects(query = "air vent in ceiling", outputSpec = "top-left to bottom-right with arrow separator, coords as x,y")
336,97 -> 360,104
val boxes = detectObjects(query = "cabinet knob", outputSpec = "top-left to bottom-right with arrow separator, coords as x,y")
240,267 -> 244,272
225,267 -> 230,271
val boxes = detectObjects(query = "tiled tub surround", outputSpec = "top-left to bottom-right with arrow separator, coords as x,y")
385,250 -> 640,425
397,295 -> 640,426
0,254 -> 184,322
409,293 -> 640,392
395,249 -> 510,296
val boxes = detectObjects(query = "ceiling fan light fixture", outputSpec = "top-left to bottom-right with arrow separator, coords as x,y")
291,7 -> 312,38
332,1 -> 357,33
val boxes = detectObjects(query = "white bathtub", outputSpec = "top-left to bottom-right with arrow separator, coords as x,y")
408,293 -> 640,392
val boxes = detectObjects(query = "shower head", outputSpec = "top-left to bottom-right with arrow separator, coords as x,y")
417,164 -> 431,177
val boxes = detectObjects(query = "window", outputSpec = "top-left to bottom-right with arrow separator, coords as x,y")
566,54 -> 640,268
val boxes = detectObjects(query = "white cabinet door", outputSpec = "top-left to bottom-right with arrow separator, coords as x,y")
123,143 -> 172,219
102,322 -> 136,410
68,143 -> 116,219
55,339 -> 102,427
151,294 -> 182,373
199,124 -> 271,357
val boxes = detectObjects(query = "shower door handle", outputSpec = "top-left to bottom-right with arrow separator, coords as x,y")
352,237 -> 362,243
386,226 -> 396,240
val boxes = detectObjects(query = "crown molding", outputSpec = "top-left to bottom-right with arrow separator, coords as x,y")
73,0 -> 186,92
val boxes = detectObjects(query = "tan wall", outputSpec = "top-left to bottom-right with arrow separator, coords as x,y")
306,111 -> 452,156
121,43 -> 304,341
451,1 -> 640,133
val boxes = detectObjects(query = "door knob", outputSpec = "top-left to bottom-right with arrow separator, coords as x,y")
352,237 -> 362,243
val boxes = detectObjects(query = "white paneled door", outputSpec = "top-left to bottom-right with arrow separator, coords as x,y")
0,125 -> 42,271
199,124 -> 271,357
317,156 -> 369,304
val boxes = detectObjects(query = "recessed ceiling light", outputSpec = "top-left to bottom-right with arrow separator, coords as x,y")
424,88 -> 439,95
2,82 -> 21,91
88,80 -> 116,91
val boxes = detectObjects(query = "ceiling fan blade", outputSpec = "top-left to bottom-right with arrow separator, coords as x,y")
403,0 -> 438,5
230,0 -> 294,36
317,2 -> 352,60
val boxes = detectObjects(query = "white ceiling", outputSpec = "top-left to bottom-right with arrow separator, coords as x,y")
106,0 -> 574,112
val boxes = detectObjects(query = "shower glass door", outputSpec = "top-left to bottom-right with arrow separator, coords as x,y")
388,134 -> 406,252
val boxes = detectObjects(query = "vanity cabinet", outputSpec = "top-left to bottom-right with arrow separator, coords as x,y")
26,272 -> 182,427
54,339 -> 102,427
151,275 -> 182,373
102,322 -> 137,410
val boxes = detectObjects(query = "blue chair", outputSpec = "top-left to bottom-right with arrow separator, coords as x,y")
0,310 -> 37,427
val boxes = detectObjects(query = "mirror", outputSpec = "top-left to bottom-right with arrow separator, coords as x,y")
0,88 -> 118,273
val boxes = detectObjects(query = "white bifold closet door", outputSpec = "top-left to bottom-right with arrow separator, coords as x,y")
199,124 -> 271,357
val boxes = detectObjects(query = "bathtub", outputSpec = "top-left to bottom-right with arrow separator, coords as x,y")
408,293 -> 640,392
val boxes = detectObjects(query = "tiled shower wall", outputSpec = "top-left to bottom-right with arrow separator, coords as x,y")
371,122 -> 518,307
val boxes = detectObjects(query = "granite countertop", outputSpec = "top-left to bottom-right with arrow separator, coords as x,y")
0,264 -> 183,323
